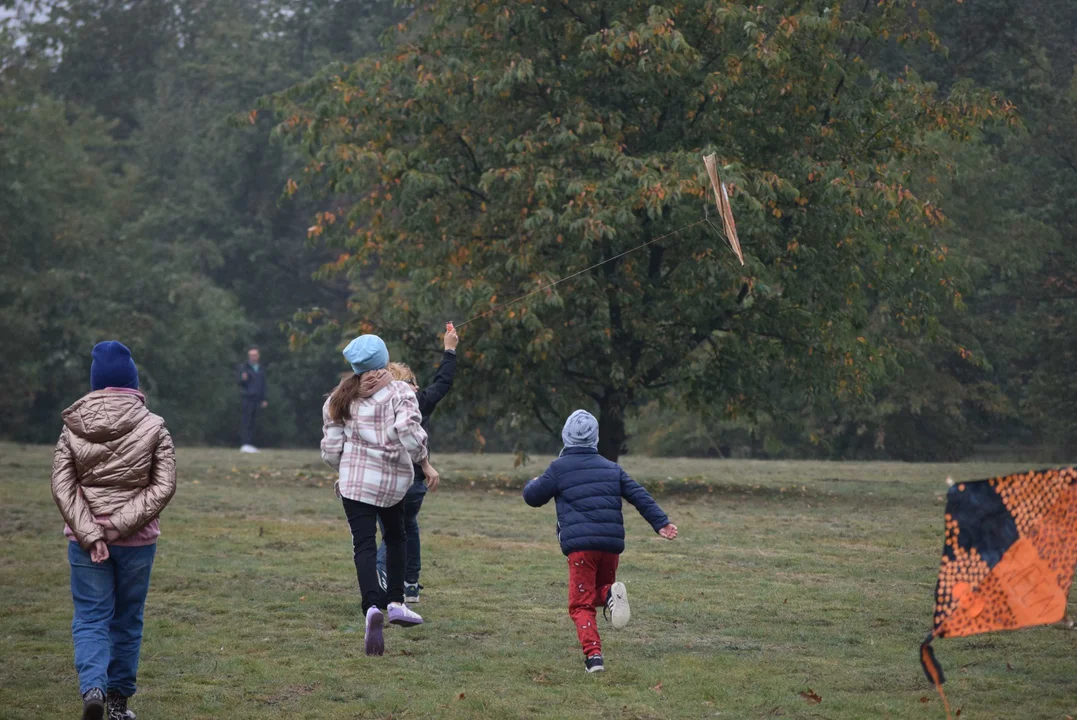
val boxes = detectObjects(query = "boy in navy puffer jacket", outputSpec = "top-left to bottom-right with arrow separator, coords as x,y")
523,410 -> 678,673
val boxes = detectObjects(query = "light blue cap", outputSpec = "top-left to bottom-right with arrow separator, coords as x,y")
342,334 -> 389,374
562,409 -> 599,449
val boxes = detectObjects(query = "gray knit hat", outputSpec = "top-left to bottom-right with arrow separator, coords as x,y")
561,409 -> 599,449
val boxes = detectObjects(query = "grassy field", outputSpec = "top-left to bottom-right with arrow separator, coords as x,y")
1,444 -> 1074,720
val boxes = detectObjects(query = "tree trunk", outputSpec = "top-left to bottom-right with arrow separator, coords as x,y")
597,390 -> 628,462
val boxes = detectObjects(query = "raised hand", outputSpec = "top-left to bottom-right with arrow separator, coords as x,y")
444,322 -> 459,352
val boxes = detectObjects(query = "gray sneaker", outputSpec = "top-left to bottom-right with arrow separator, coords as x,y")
106,690 -> 135,720
82,689 -> 105,720
404,582 -> 421,603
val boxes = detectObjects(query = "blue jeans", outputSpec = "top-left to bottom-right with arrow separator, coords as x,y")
68,542 -> 156,696
376,484 -> 425,583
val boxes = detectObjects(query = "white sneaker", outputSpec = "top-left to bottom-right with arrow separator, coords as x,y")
240,445 -> 259,453
605,582 -> 631,629
387,602 -> 423,627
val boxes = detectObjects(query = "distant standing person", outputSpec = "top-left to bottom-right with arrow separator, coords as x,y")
52,341 -> 177,720
376,322 -> 459,602
238,346 -> 268,453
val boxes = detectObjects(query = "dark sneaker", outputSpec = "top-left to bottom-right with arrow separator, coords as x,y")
604,581 -> 631,629
82,689 -> 105,720
106,690 -> 136,720
387,602 -> 423,627
404,582 -> 421,603
585,654 -> 605,673
364,606 -> 385,656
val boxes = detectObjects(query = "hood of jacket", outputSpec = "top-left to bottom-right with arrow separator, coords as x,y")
62,390 -> 149,444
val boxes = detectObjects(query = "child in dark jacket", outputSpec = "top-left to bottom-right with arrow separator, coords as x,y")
375,323 -> 458,601
523,409 -> 677,673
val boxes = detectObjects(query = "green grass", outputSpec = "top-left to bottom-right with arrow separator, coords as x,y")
1,443 -> 1074,719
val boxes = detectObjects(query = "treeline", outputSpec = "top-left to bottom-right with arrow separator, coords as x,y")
2,1 -> 1075,460
2,0 -> 403,446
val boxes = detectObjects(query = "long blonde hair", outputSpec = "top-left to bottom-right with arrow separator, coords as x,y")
327,374 -> 363,423
388,362 -> 416,385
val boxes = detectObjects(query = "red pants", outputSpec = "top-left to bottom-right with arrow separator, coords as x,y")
567,550 -> 619,658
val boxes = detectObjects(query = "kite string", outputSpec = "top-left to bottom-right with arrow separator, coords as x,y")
454,217 -> 712,329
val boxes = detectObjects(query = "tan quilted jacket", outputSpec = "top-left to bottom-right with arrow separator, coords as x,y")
51,390 -> 176,550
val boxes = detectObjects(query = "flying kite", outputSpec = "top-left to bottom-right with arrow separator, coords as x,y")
920,467 -> 1077,718
703,153 -> 744,266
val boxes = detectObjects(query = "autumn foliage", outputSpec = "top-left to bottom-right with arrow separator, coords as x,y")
274,0 -> 1011,459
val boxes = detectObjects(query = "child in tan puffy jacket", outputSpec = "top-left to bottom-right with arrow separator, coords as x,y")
51,341 -> 176,720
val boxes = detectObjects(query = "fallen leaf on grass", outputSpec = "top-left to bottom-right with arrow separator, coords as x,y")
299,596 -> 306,602
456,693 -> 465,700
651,682 -> 663,693
799,689 -> 822,704
399,649 -> 414,656
532,673 -> 549,684
955,708 -> 962,717
920,697 -> 930,704
1006,662 -> 1013,671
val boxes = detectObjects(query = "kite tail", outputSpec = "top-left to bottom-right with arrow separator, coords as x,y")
920,636 -> 952,720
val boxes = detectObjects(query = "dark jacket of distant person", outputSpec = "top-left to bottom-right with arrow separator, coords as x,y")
237,361 -> 267,401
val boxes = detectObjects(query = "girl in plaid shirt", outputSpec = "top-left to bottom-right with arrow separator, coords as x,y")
321,334 -> 440,656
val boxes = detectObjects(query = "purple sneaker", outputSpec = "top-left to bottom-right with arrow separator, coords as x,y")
364,606 -> 385,656
387,602 -> 423,627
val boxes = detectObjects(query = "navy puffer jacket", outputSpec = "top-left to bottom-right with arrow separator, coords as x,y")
523,447 -> 669,555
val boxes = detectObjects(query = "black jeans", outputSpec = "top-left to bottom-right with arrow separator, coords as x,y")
342,496 -> 406,612
240,398 -> 259,446
376,483 -> 425,583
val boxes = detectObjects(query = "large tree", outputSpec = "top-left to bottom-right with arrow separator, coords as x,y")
275,0 -> 1005,460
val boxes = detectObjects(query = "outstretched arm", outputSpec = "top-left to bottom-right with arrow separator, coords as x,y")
393,388 -> 429,465
523,466 -> 558,507
417,351 -> 457,416
619,469 -> 670,533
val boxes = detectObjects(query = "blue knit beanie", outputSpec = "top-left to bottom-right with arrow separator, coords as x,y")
562,409 -> 599,449
90,341 -> 139,391
342,334 -> 389,374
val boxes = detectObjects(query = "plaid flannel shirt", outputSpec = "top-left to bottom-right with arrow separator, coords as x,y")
320,380 -> 429,507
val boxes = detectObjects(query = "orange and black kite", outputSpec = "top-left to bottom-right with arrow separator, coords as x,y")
921,467 -> 1077,716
